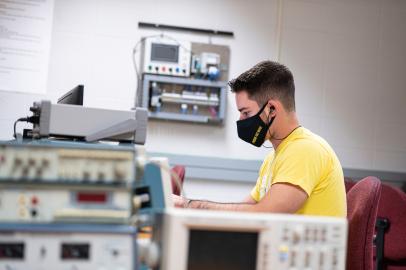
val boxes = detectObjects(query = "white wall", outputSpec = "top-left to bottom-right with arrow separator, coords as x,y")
0,0 -> 278,159
279,0 -> 406,173
183,179 -> 251,203
0,0 -> 405,201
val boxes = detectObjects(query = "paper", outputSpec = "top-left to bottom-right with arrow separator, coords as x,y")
0,0 -> 54,94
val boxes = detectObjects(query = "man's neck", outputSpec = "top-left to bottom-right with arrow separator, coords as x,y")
270,113 -> 299,149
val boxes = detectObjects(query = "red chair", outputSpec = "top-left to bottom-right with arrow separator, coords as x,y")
347,176 -> 382,270
374,183 -> 406,270
345,177 -> 356,193
170,165 -> 185,196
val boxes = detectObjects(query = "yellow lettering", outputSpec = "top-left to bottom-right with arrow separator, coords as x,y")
252,126 -> 263,143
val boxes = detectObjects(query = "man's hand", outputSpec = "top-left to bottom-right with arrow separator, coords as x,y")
172,194 -> 189,208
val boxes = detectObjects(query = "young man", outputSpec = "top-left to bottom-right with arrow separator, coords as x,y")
173,61 -> 347,217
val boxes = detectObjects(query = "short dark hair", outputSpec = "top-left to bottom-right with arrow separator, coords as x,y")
228,61 -> 295,111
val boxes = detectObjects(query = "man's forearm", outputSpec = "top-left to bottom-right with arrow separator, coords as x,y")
175,183 -> 308,214
187,199 -> 258,212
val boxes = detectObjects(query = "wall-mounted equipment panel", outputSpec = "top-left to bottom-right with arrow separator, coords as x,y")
141,74 -> 227,125
190,42 -> 230,82
141,36 -> 192,77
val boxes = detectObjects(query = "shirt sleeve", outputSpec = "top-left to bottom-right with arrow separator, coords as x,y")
250,152 -> 274,202
272,140 -> 326,196
250,180 -> 261,202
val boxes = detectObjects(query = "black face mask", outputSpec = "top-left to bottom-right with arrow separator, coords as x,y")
236,103 -> 275,147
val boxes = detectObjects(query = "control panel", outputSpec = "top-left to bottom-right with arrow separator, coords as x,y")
266,222 -> 346,270
0,141 -> 136,224
141,36 -> 191,77
159,209 -> 348,270
0,188 -> 131,223
0,224 -> 136,270
0,142 -> 135,184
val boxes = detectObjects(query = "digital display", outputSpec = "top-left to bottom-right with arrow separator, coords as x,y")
76,192 -> 108,204
151,43 -> 179,63
61,243 -> 90,260
187,229 -> 258,270
0,243 -> 24,260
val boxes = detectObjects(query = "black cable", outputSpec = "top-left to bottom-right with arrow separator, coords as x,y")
132,33 -> 194,106
13,116 -> 39,139
13,117 -> 28,139
262,108 -> 274,149
262,144 -> 273,149
262,107 -> 301,148
272,125 -> 301,141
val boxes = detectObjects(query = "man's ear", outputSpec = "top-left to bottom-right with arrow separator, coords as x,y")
267,100 -> 276,115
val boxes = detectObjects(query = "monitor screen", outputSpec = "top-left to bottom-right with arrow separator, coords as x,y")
187,229 -> 258,270
151,43 -> 179,63
57,85 -> 84,105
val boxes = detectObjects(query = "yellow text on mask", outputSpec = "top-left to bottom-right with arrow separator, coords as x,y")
252,126 -> 263,144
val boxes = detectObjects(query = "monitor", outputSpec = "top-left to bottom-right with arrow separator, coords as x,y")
187,229 -> 258,270
158,209 -> 348,270
57,85 -> 84,105
151,43 -> 179,63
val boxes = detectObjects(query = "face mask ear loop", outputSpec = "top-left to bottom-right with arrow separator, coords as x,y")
262,106 -> 274,149
256,102 -> 267,116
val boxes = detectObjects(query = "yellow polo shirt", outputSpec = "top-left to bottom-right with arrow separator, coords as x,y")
251,127 -> 347,217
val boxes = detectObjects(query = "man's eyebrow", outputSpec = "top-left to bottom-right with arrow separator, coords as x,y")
238,107 -> 249,112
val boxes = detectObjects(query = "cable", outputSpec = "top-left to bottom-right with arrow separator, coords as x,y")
132,34 -> 166,107
263,124 -> 302,148
132,33 -> 194,106
271,125 -> 301,141
132,35 -> 158,107
13,116 -> 39,139
262,108 -> 301,148
262,143 -> 273,149
13,117 -> 27,139
262,108 -> 275,149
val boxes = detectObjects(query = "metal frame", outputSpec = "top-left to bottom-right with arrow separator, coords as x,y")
140,74 -> 227,125
138,22 -> 234,37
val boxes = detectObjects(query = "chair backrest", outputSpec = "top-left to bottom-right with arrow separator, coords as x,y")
347,176 -> 382,270
345,177 -> 356,193
171,165 -> 185,196
377,183 -> 406,264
